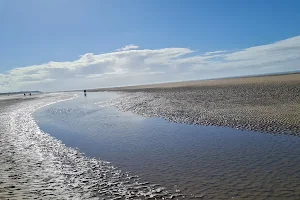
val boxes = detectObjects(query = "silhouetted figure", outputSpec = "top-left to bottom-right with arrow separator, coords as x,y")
29,93 -> 31,96
24,93 -> 26,96
84,90 -> 87,97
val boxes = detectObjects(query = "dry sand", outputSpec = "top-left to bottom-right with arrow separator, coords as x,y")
90,73 -> 300,91
93,73 -> 300,135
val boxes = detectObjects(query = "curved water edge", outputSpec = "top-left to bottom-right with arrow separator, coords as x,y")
0,93 -> 182,199
109,84 -> 300,136
34,92 -> 300,200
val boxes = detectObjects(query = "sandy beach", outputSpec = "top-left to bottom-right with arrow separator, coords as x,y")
91,73 -> 300,135
1,77 -> 300,199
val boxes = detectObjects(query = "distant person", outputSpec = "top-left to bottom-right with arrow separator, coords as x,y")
24,93 -> 26,96
84,90 -> 87,97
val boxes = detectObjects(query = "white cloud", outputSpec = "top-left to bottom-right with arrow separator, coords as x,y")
204,50 -> 227,56
86,71 -> 164,80
1,36 -> 300,92
116,44 -> 139,51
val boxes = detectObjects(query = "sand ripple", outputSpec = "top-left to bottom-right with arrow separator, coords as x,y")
110,81 -> 300,135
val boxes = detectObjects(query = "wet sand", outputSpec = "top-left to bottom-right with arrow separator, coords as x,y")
0,94 -> 181,199
92,73 -> 300,135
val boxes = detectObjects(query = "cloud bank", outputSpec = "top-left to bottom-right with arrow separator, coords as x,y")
1,36 -> 300,92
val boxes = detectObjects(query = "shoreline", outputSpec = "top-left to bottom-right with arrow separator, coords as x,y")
0,94 -> 180,199
103,73 -> 300,135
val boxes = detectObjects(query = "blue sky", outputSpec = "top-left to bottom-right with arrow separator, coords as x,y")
0,0 -> 300,92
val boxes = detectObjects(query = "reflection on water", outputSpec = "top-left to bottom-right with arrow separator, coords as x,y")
35,92 -> 300,199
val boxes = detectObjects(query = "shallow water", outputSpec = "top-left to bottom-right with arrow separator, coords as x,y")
34,92 -> 300,199
0,93 -> 178,200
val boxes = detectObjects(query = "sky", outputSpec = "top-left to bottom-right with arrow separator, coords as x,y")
0,0 -> 300,92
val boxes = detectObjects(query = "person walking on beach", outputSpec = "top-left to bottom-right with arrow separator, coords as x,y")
24,93 -> 26,96
84,90 -> 87,96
